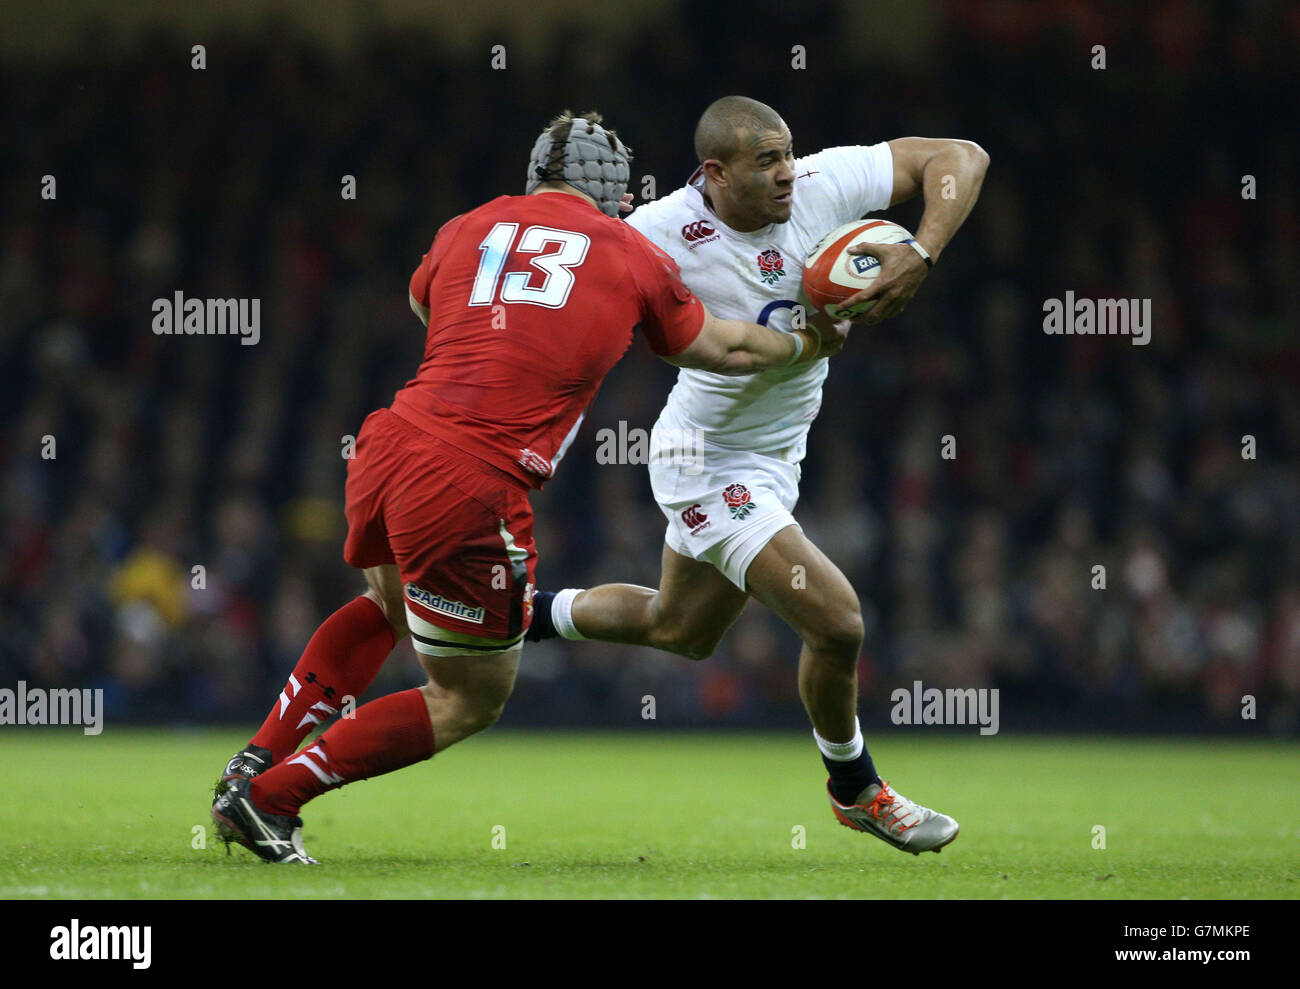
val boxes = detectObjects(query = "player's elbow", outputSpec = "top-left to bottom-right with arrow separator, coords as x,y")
696,343 -> 740,375
708,351 -> 761,376
954,139 -> 989,171
704,318 -> 774,376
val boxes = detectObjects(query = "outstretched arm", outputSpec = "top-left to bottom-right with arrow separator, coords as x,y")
663,306 -> 849,376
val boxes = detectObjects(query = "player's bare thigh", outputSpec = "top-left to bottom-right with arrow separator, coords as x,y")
362,564 -> 410,637
363,565 -> 519,750
743,525 -> 864,655
568,542 -> 747,659
651,541 -> 750,659
416,651 -> 520,753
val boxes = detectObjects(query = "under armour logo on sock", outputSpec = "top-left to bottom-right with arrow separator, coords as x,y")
304,672 -> 337,698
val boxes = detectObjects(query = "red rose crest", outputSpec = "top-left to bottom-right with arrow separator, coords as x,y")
756,249 -> 786,285
723,483 -> 755,520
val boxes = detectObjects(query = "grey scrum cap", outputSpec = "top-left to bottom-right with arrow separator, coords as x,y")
526,116 -> 632,217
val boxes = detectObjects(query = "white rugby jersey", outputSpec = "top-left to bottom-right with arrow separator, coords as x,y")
627,143 -> 894,463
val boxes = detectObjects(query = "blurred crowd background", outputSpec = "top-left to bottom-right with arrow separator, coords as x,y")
2,0 -> 1297,734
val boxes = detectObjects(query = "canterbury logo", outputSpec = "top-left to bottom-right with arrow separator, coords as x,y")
681,503 -> 710,534
681,221 -> 717,243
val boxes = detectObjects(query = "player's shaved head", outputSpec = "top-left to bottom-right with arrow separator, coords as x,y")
694,96 -> 785,164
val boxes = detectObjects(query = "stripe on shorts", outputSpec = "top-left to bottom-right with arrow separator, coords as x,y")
498,518 -> 530,639
404,604 -> 523,657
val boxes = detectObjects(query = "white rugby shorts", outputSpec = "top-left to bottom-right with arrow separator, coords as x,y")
648,418 -> 802,590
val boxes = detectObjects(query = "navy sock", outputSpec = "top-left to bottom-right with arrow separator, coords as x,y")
525,591 -> 557,642
824,749 -> 882,805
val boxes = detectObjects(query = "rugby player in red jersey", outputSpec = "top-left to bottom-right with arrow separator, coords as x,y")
211,111 -> 846,863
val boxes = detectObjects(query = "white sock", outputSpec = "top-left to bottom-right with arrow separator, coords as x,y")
814,717 -> 863,761
551,588 -> 587,640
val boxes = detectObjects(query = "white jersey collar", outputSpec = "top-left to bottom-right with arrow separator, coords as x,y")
685,167 -> 775,240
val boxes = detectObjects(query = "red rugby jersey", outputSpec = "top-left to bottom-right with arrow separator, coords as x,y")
392,192 -> 704,488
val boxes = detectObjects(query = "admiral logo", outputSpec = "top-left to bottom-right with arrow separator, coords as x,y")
681,503 -> 710,535
681,221 -> 719,247
404,583 -> 486,624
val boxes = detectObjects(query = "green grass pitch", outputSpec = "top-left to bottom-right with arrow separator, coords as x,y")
2,729 -> 1297,899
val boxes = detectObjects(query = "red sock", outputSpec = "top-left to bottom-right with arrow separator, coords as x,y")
251,688 -> 435,816
251,596 -> 398,764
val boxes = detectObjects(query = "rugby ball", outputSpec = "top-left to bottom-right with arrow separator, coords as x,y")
802,219 -> 916,320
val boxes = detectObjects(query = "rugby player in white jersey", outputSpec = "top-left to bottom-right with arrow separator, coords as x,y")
529,96 -> 988,855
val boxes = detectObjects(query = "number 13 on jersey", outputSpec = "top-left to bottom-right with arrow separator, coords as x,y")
469,222 -> 591,309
